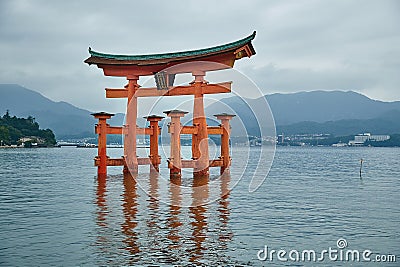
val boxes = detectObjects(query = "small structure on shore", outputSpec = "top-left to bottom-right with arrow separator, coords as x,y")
85,32 -> 256,177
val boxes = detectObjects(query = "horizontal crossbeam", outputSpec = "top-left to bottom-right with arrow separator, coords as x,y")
168,125 -> 223,135
94,157 -> 151,166
95,125 -> 154,135
180,126 -> 198,135
207,126 -> 223,135
106,82 -> 231,98
169,159 -> 223,169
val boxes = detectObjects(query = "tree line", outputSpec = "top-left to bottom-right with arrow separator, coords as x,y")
0,111 -> 56,146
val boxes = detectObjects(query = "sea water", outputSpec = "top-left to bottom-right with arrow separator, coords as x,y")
0,147 -> 399,266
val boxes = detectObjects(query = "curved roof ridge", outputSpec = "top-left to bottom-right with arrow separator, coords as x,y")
88,31 -> 256,61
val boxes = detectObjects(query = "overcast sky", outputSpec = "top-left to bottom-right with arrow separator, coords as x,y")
1,0 -> 399,113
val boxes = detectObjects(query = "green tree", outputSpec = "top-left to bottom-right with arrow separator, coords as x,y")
3,110 -> 11,120
8,126 -> 23,143
0,126 -> 10,145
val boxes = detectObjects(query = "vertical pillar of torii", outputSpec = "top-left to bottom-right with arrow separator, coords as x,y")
92,112 -> 114,175
214,113 -> 236,174
191,71 -> 210,176
125,76 -> 139,174
164,110 -> 188,176
144,115 -> 164,172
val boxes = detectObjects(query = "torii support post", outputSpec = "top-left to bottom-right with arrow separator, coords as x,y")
164,110 -> 188,177
214,113 -> 236,174
144,115 -> 164,172
125,76 -> 139,174
192,72 -> 210,176
92,112 -> 114,176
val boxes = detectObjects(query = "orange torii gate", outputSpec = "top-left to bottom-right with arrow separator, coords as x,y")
85,32 -> 256,177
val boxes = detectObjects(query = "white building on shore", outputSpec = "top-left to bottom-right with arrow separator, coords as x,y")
349,133 -> 390,146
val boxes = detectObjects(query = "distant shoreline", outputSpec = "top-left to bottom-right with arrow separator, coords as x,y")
1,145 -> 399,149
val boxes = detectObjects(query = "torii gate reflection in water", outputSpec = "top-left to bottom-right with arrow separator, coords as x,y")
85,32 -> 256,178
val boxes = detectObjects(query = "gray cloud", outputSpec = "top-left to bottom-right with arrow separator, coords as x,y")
0,0 -> 399,113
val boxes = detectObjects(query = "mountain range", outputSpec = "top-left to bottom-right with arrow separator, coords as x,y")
207,90 -> 400,136
1,84 -> 399,138
0,84 -> 128,139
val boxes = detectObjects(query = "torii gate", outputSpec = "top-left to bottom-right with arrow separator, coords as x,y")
85,32 -> 256,177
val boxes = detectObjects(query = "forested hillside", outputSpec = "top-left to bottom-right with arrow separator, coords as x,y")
0,111 -> 56,146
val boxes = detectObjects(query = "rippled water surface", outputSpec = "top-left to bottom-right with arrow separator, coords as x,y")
0,147 -> 399,266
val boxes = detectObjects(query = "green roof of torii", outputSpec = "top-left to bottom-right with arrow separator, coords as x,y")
85,31 -> 256,63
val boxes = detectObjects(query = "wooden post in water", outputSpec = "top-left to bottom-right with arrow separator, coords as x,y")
125,76 -> 139,174
360,158 -> 363,178
164,110 -> 188,177
214,113 -> 236,174
192,72 -> 210,177
144,115 -> 164,172
92,112 -> 114,176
